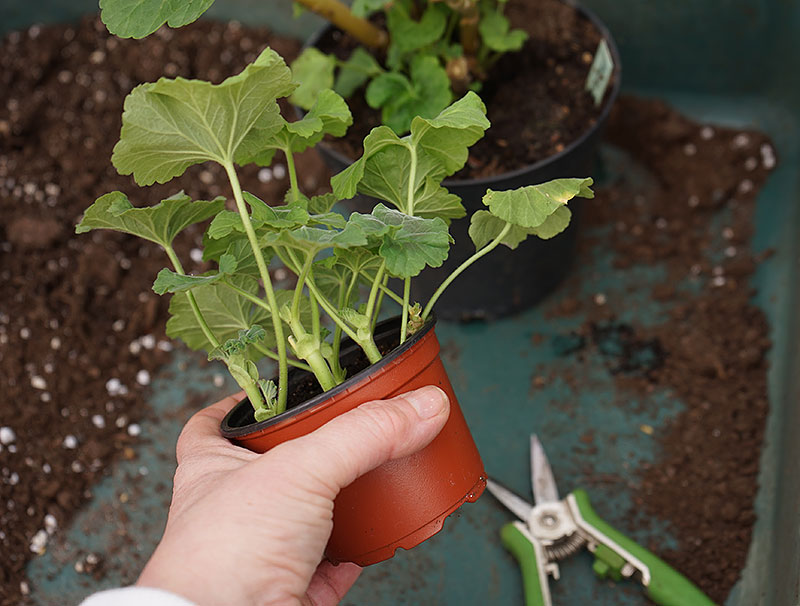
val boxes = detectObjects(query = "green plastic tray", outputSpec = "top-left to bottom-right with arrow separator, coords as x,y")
3,0 -> 798,604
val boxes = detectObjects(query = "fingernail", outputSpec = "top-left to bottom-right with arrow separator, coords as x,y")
407,386 -> 447,419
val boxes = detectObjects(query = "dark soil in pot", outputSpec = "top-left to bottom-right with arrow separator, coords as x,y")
0,17 -> 321,605
224,318 -> 401,430
315,0 -> 616,179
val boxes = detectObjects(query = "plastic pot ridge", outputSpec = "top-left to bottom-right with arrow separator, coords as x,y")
220,317 -> 486,566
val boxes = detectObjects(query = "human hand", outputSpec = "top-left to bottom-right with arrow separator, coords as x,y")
136,386 -> 450,606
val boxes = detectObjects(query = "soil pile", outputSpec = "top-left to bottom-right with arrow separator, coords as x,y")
0,17 -> 307,605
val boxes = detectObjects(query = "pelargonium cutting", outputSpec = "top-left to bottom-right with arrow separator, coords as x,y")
76,47 -> 593,421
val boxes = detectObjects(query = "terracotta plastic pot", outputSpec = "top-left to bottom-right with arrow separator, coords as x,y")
220,317 -> 486,566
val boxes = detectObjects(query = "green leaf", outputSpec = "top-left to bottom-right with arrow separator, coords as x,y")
478,11 -> 528,52
335,48 -> 383,98
313,249 -> 382,307
202,234 -> 264,278
284,89 -> 352,151
112,47 -> 295,186
152,254 -> 236,295
413,177 -> 465,222
76,191 -> 224,249
386,4 -> 448,69
249,89 -> 351,167
366,55 -> 452,134
307,192 -> 339,214
207,210 -> 244,239
219,325 -> 267,357
483,178 -> 593,228
308,212 -> 347,230
246,192 -> 310,229
469,205 -> 574,251
331,92 -> 488,221
334,248 -> 384,279
269,221 -> 369,251
166,276 -> 269,353
351,204 -> 450,278
528,205 -> 573,239
469,211 -> 528,250
351,0 -> 388,17
289,48 -> 336,110
257,379 -> 278,408
99,0 -> 214,39
167,278 -> 300,355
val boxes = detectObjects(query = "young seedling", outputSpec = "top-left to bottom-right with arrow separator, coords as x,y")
77,47 -> 593,422
99,0 -> 528,134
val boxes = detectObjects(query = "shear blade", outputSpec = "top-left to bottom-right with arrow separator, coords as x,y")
486,478 -> 534,523
531,434 -> 560,505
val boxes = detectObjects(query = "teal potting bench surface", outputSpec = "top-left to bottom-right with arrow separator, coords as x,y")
4,0 -> 799,604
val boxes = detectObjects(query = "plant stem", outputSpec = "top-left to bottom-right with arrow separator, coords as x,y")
223,161 -> 289,413
358,271 -> 403,305
165,245 -> 267,411
295,0 -> 388,48
292,253 -> 314,324
400,277 -> 411,344
455,0 -> 480,56
286,250 -> 382,364
221,279 -> 274,315
284,148 -> 301,204
310,287 -> 322,344
422,222 -> 512,320
364,261 -> 386,323
253,344 -> 312,372
371,273 -> 388,331
164,246 -> 220,350
406,144 -> 418,215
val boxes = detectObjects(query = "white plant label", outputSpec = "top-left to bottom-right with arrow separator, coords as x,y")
585,39 -> 614,106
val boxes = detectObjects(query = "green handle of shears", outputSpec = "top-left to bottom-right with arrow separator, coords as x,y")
572,489 -> 717,606
500,522 -> 548,606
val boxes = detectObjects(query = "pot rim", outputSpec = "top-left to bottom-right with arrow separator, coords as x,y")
300,0 -> 622,188
220,316 -> 436,438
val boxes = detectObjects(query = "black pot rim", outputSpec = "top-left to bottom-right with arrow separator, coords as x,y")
300,0 -> 622,188
220,316 -> 436,438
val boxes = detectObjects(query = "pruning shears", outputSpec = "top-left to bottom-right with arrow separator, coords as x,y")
486,435 -> 717,606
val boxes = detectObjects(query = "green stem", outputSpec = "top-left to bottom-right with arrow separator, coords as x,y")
221,279 -> 274,315
287,314 -> 337,391
358,271 -> 403,305
364,261 -> 386,322
292,253 -> 314,323
371,273 -> 388,331
310,287 -> 322,344
165,246 -> 267,410
224,161 -> 289,414
422,222 -> 512,321
406,143 -> 418,215
285,249 -> 381,364
284,148 -> 301,204
253,344 -> 312,372
164,246 -> 220,350
331,270 -> 360,381
306,271 -> 382,364
400,277 -> 411,344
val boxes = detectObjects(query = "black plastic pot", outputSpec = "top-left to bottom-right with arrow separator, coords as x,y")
303,2 -> 621,320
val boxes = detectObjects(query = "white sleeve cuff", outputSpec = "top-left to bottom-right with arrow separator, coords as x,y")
80,586 -> 197,606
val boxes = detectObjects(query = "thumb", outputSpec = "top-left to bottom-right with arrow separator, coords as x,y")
270,386 -> 450,497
